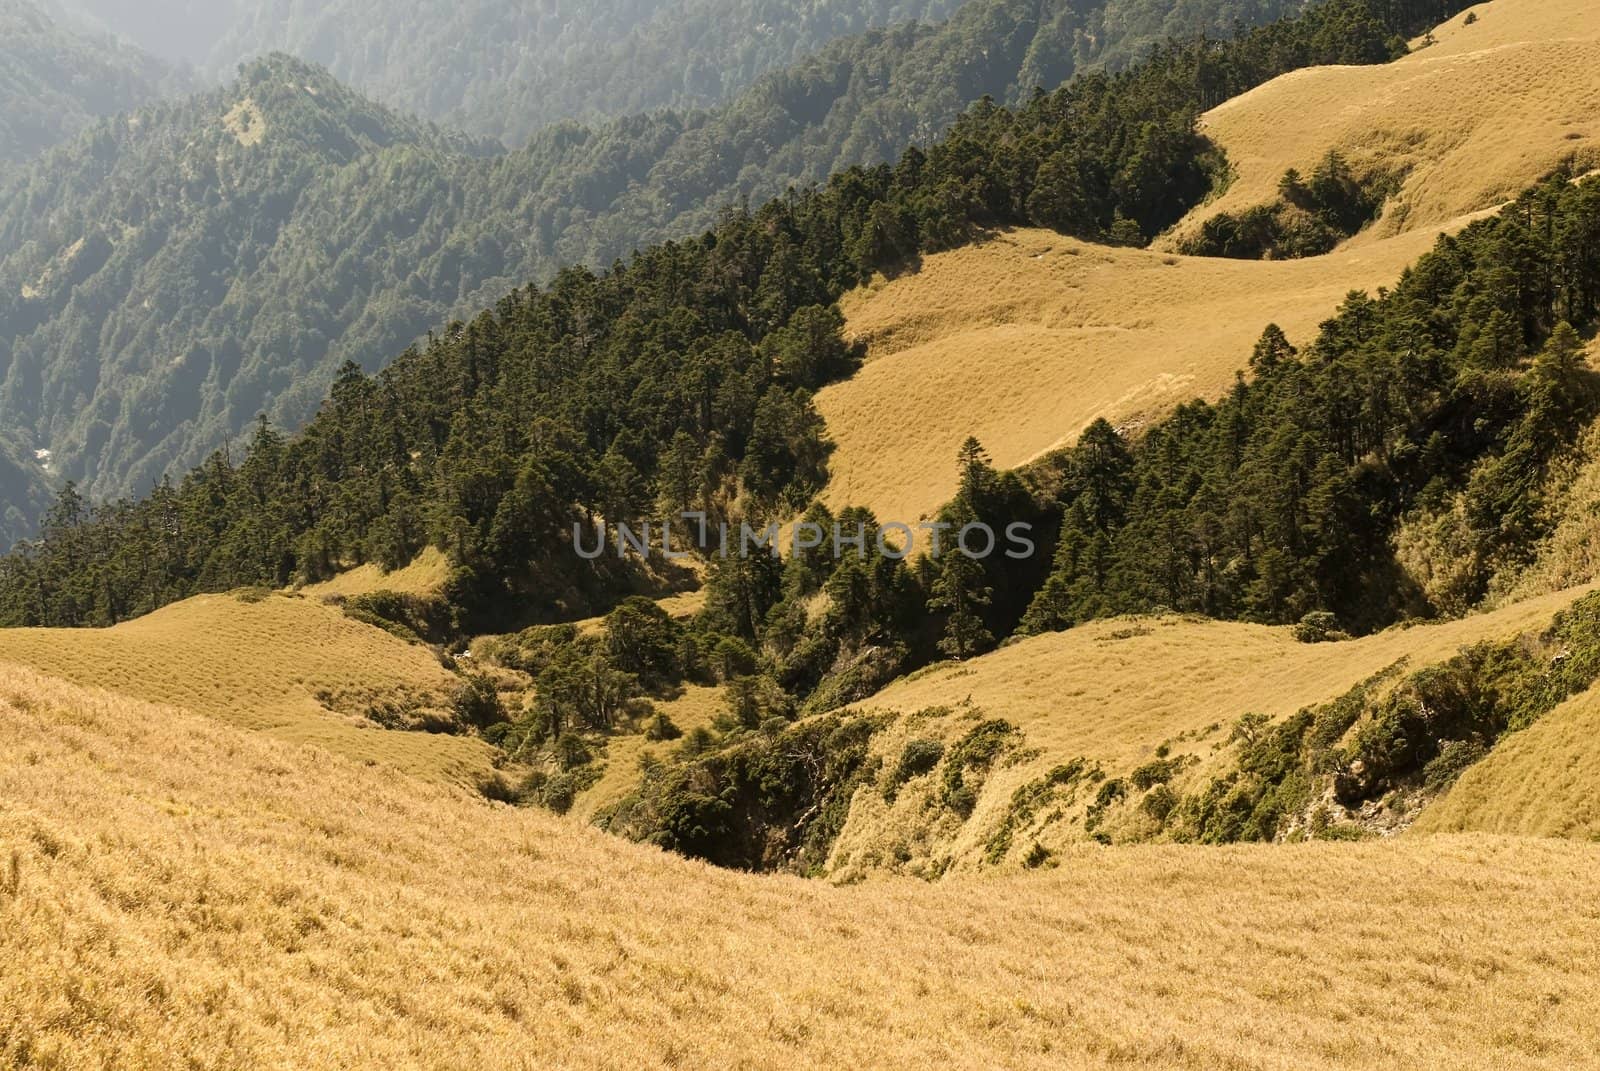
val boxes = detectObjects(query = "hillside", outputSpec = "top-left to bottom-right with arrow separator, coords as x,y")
820,0 -> 1599,525
1162,0 -> 1600,248
0,433 -> 52,549
54,0 -> 1303,149
0,0 -> 1315,540
822,583 -> 1594,876
820,222 -> 1452,523
1414,681 -> 1600,840
0,589 -> 498,786
0,0 -> 187,165
5,664 -> 1600,1067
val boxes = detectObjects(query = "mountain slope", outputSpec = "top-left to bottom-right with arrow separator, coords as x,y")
1162,0 -> 1600,249
822,0 -> 1600,525
0,0 -> 1318,539
1414,680 -> 1600,839
819,222 -> 1451,523
0,0 -> 188,165
0,588 -> 498,785
825,583 -> 1592,875
5,663 -> 1600,1067
0,433 -> 53,547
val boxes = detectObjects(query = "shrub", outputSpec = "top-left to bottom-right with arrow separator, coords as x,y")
941,719 -> 1021,815
452,673 -> 506,730
644,713 -> 682,742
884,737 -> 945,800
1293,611 -> 1350,644
554,732 -> 592,770
1422,739 -> 1488,791
1140,784 -> 1179,822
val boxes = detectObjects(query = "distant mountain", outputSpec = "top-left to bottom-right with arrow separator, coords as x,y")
0,0 -> 191,165
0,0 -> 1304,539
0,434 -> 52,548
57,0 -> 968,147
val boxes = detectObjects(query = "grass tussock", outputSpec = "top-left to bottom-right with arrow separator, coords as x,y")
3,664 -> 1600,1068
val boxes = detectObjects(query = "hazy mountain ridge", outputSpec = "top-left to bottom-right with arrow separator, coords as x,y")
0,0 -> 1305,543
0,0 -> 191,165
57,0 -> 970,147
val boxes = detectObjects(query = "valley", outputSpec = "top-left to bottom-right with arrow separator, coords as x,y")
4,0 -> 1600,1066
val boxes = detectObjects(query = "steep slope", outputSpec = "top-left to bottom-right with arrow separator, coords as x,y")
1414,681 -> 1600,840
5,664 -> 1600,1068
0,0 -> 188,165
827,583 -> 1593,875
0,0 -> 1311,539
0,433 -> 52,549
1163,0 -> 1600,248
0,55 -> 499,518
0,589 -> 497,785
820,223 -> 1452,522
819,0 -> 1598,526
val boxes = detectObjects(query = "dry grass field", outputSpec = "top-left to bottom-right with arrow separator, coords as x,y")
4,664 -> 1600,1070
1163,0 -> 1600,250
299,546 -> 452,599
828,585 -> 1593,873
0,591 -> 497,787
1417,682 -> 1600,841
821,226 -> 1449,523
817,0 -> 1597,527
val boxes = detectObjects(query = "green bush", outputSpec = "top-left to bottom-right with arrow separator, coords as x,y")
644,713 -> 682,742
884,737 -> 945,800
451,673 -> 506,730
1293,611 -> 1350,644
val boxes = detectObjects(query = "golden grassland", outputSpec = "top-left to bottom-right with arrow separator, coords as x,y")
298,545 -> 452,599
4,664 -> 1600,1070
1163,0 -> 1600,249
817,0 -> 1596,527
820,225 -> 1448,523
1416,682 -> 1600,841
829,585 -> 1593,874
0,590 -> 497,787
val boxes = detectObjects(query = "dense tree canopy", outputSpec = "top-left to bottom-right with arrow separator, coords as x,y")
0,0 -> 1482,630
0,0 -> 1364,543
0,0 -> 189,165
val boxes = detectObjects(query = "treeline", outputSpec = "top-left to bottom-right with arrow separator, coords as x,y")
1021,172 -> 1600,637
0,0 -> 1478,634
1,0 -> 1391,533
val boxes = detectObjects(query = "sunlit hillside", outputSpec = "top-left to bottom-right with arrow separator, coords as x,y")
1415,682 -> 1600,840
0,590 -> 496,786
820,223 -> 1449,524
4,665 -> 1599,1069
817,0 -> 1594,528
827,584 -> 1593,876
298,546 -> 453,600
1164,0 -> 1600,249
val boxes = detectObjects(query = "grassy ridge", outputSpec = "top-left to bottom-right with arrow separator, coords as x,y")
4,664 -> 1600,1067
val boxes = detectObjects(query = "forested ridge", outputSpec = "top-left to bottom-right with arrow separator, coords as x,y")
1,0 -> 1479,639
0,0 -> 1325,543
56,0 -> 1302,149
0,0 -> 189,165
